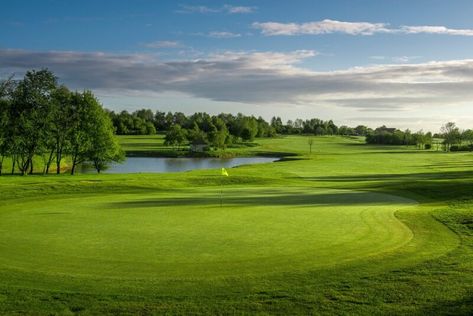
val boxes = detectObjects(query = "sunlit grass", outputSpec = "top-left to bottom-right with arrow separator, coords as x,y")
0,135 -> 472,314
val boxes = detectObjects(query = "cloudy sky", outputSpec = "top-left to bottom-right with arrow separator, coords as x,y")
2,0 -> 473,131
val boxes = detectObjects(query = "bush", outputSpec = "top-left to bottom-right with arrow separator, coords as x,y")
450,145 -> 473,152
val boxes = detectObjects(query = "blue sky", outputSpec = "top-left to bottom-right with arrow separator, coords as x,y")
2,0 -> 473,131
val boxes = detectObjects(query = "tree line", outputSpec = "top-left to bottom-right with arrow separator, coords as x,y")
0,69 -> 123,175
366,126 -> 433,149
107,110 -> 376,150
365,122 -> 473,151
437,122 -> 473,152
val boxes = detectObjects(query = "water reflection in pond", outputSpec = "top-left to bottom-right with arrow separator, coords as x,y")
80,157 -> 278,174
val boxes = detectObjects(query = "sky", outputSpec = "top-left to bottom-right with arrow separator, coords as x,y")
2,0 -> 473,131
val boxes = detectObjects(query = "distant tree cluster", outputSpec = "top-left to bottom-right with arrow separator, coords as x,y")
281,118 -> 341,135
0,69 -> 124,175
163,113 -> 275,150
108,110 -> 374,150
108,110 -> 276,150
437,122 -> 473,152
364,122 -> 473,152
108,109 -> 157,135
366,126 -> 433,149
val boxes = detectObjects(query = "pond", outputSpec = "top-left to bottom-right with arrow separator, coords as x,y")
80,157 -> 278,174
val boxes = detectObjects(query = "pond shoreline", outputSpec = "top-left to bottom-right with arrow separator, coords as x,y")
80,156 -> 282,174
125,150 -> 297,159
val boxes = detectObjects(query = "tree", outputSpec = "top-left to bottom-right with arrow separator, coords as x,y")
412,130 -> 426,149
145,121 -> 156,135
0,75 -> 15,99
0,88 -> 11,175
308,137 -> 314,154
187,123 -> 208,145
134,109 -> 154,122
315,126 -> 325,136
403,129 -> 412,147
441,122 -> 460,152
154,111 -> 167,131
354,125 -> 368,136
0,75 -> 14,174
88,107 -> 125,173
270,116 -> 283,133
10,69 -> 58,175
164,124 -> 187,148
462,129 -> 473,146
50,86 -> 73,174
240,117 -> 258,141
69,91 -> 121,175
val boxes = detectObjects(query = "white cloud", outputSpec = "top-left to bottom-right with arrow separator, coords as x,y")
144,41 -> 182,48
177,4 -> 256,14
2,49 -> 473,115
370,56 -> 421,63
253,19 -> 392,36
391,56 -> 421,63
401,25 -> 473,36
223,5 -> 256,14
176,5 -> 219,14
254,19 -> 473,37
208,31 -> 241,38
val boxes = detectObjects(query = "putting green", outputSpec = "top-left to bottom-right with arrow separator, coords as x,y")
0,187 -> 415,280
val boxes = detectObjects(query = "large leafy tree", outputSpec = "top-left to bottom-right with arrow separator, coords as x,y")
69,91 -> 123,175
11,69 -> 57,175
88,105 -> 125,173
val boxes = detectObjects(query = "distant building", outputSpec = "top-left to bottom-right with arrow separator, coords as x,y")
190,139 -> 209,152
375,125 -> 397,134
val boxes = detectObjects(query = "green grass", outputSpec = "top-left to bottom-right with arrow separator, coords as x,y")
0,135 -> 472,315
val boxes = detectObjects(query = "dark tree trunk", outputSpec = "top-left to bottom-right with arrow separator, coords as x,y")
56,151 -> 62,174
71,155 -> 77,175
18,157 -> 29,176
45,148 -> 55,174
56,140 -> 62,174
29,158 -> 34,175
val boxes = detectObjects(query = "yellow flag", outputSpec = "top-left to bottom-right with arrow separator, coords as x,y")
221,168 -> 229,176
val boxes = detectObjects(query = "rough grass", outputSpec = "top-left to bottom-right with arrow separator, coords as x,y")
0,135 -> 472,315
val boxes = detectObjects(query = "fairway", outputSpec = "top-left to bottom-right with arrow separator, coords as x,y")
0,136 -> 472,314
0,188 -> 415,280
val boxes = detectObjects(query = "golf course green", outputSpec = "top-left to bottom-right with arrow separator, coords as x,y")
0,135 -> 472,314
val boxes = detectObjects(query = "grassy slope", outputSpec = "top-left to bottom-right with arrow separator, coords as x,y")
0,135 -> 472,315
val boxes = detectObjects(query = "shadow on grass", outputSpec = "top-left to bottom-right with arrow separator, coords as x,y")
253,151 -> 299,158
418,295 -> 473,315
301,170 -> 473,182
105,190 -> 412,209
297,169 -> 473,203
121,142 -> 166,148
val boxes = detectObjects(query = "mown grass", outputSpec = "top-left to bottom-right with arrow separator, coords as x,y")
0,135 -> 472,315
